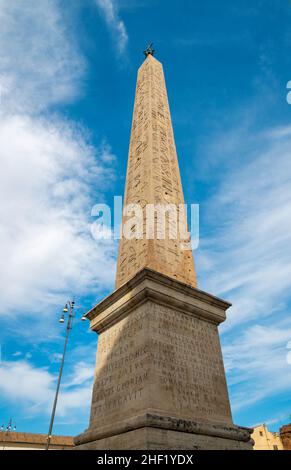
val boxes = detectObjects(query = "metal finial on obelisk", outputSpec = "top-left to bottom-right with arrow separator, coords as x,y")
143,43 -> 155,57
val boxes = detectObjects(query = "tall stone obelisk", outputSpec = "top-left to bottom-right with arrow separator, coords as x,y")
115,47 -> 197,290
74,48 -> 253,450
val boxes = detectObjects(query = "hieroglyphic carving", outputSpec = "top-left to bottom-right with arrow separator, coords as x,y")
116,55 -> 197,289
75,54 -> 252,452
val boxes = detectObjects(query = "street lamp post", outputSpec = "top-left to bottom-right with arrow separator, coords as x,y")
1,418 -> 16,450
45,301 -> 86,451
0,418 -> 16,433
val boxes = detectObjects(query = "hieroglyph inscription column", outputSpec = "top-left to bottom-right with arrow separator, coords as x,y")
116,54 -> 197,289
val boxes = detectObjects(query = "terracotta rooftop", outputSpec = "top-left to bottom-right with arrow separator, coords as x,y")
0,432 -> 74,446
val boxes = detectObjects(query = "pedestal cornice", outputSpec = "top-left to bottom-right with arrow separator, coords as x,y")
86,268 -> 231,333
75,412 -> 252,447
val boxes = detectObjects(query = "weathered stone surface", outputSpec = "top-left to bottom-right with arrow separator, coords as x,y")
74,53 -> 253,450
280,424 -> 291,450
115,54 -> 196,289
76,424 -> 253,450
74,270 -> 253,450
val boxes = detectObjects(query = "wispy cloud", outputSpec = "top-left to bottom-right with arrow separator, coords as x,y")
0,0 -> 85,113
0,1 -> 118,431
0,114 -> 116,319
198,122 -> 291,331
195,108 -> 291,424
0,358 -> 94,419
0,1 -> 117,330
94,0 -> 128,55
223,318 -> 291,412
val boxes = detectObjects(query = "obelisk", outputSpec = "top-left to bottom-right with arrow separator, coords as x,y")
74,47 -> 253,450
115,45 -> 197,290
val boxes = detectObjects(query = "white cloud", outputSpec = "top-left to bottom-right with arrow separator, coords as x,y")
263,412 -> 291,427
0,113 -> 116,318
12,351 -> 22,357
0,361 -> 54,406
0,359 -> 94,418
64,361 -> 94,387
223,320 -> 291,412
197,123 -> 291,331
0,0 -> 85,114
57,386 -> 93,418
195,116 -> 291,418
0,0 -> 115,429
0,1 -> 117,324
94,0 -> 128,55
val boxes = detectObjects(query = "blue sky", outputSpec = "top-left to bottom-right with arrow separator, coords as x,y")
0,0 -> 291,437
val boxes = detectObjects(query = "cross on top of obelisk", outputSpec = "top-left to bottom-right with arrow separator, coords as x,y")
143,43 -> 155,57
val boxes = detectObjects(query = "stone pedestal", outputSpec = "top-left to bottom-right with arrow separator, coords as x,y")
74,268 -> 253,450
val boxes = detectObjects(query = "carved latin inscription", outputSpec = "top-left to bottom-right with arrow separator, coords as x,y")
89,302 -> 232,429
